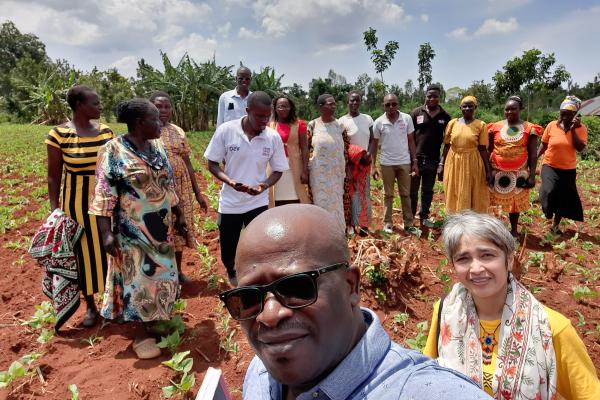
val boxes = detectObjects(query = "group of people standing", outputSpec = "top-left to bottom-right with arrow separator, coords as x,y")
44,85 -> 207,357
40,65 -> 589,365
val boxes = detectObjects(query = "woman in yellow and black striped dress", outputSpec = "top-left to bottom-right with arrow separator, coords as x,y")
46,86 -> 114,327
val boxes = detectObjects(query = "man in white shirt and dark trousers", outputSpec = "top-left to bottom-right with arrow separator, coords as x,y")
204,91 -> 288,285
372,94 -> 419,234
216,66 -> 252,127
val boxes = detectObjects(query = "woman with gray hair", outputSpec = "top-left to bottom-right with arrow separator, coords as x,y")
423,210 -> 599,399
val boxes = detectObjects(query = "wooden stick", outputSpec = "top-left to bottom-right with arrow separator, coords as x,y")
35,366 -> 46,385
521,276 -> 545,284
195,347 -> 211,362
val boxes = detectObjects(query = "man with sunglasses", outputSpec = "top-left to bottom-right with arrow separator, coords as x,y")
372,94 -> 419,235
216,66 -> 252,127
220,204 -> 491,399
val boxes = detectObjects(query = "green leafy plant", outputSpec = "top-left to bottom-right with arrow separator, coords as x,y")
552,241 -> 566,251
405,321 -> 429,353
157,331 -> 182,354
153,315 -> 186,336
581,241 -> 594,251
162,372 -> 195,399
172,298 -> 187,313
572,285 -> 598,302
162,351 -> 193,374
393,312 -> 409,326
374,287 -> 387,304
202,217 -> 218,232
68,383 -> 79,400
22,301 -> 56,329
575,311 -> 586,328
161,351 -> 195,398
220,329 -> 239,354
530,287 -> 543,294
81,333 -> 103,349
526,252 -> 544,269
364,263 -> 388,286
540,231 -> 559,246
36,328 -> 54,344
0,352 -> 41,389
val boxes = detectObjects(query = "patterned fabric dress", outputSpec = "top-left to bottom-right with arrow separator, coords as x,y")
443,118 -> 489,213
89,136 -> 179,322
307,118 -> 349,233
159,123 -> 195,251
45,122 -> 113,295
488,121 -> 541,213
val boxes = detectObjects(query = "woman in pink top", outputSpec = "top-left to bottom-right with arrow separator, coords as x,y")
269,95 -> 310,206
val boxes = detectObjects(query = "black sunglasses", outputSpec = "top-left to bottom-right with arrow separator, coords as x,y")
218,263 -> 348,321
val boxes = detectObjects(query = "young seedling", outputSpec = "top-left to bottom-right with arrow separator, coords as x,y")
162,351 -> 193,374
22,301 -> 56,330
393,312 -> 409,326
405,321 -> 429,353
68,384 -> 79,400
157,331 -> 182,354
81,333 -> 103,349
572,285 -> 598,302
36,329 -> 54,344
172,299 -> 187,313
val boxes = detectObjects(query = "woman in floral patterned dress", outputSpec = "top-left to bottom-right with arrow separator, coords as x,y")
90,98 -> 187,359
307,94 -> 349,233
422,211 -> 599,399
150,91 -> 207,283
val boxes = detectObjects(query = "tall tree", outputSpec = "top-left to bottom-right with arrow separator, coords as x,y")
136,52 -> 233,131
79,67 -> 134,122
417,42 -> 435,92
249,66 -> 285,97
363,27 -> 399,87
493,49 -> 570,100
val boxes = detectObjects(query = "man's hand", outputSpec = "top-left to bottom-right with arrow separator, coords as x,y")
247,183 -> 269,196
437,164 -> 444,181
372,168 -> 380,180
411,161 -> 420,177
230,180 -> 251,193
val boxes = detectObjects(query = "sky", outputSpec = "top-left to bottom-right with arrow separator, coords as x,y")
1,0 -> 599,91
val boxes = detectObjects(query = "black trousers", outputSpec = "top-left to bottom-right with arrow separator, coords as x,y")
218,205 -> 268,277
410,157 -> 438,220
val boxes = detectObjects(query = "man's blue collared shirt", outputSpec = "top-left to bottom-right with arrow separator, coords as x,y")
243,308 -> 491,400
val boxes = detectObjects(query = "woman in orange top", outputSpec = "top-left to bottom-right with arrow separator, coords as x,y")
537,96 -> 588,233
488,96 -> 541,237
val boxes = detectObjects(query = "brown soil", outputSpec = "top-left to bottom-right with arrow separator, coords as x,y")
1,172 -> 599,400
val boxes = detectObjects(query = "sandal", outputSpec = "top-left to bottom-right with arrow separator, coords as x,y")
132,338 -> 161,359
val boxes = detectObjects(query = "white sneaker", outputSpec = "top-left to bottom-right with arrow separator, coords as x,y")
383,223 -> 393,234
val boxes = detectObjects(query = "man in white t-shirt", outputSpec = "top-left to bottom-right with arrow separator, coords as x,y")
338,91 -> 375,235
204,91 -> 289,285
216,66 -> 252,127
372,94 -> 419,234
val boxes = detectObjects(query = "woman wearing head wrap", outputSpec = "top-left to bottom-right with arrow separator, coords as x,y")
487,96 -> 542,237
438,95 -> 491,213
537,95 -> 587,233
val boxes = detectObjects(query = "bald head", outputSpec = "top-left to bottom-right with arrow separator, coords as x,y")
383,93 -> 397,103
235,204 -> 349,278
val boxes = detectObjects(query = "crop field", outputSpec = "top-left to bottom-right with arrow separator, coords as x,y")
0,122 -> 599,399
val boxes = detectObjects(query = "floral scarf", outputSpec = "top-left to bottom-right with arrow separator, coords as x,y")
437,275 -> 557,400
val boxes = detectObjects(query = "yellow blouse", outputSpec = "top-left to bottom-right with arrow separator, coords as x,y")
424,300 -> 600,399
